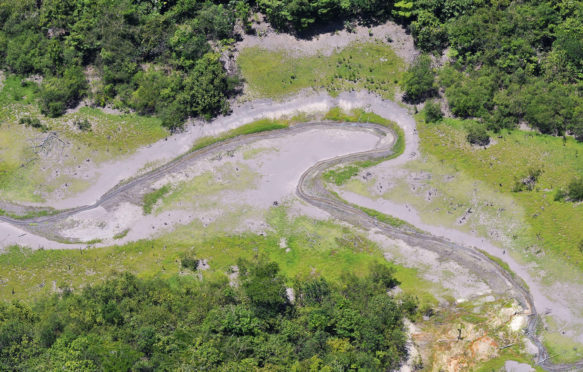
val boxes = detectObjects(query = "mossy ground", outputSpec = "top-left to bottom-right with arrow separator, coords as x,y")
238,42 -> 404,99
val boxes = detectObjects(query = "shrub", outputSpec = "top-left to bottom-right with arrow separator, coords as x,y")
512,168 -> 543,192
466,124 -> 490,146
181,253 -> 199,271
75,119 -> 91,131
19,117 -> 49,132
401,54 -> 436,103
39,66 -> 87,117
567,177 -> 583,202
424,100 -> 443,123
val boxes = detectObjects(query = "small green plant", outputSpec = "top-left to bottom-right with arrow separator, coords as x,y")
75,118 -> 92,131
568,177 -> 583,202
113,229 -> 129,240
180,253 -> 199,271
512,167 -> 543,192
142,185 -> 170,214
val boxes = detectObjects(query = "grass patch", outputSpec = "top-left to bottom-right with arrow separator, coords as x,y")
192,119 -> 290,151
0,208 -> 57,220
474,353 -> 544,372
323,165 -> 360,186
113,229 -> 130,240
543,332 -> 583,364
238,41 -> 404,100
358,205 -> 417,230
142,185 -> 170,214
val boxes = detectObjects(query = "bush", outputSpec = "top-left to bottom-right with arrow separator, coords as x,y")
401,54 -> 435,103
567,178 -> 583,202
39,66 -> 87,117
181,253 -> 199,271
466,124 -> 490,146
75,118 -> 91,131
19,117 -> 49,132
424,100 -> 443,123
512,168 -> 543,192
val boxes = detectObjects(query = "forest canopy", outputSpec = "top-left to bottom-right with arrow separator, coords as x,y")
0,0 -> 245,128
0,260 -> 415,371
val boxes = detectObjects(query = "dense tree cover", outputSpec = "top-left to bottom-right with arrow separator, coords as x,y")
0,0 -> 245,128
409,0 -> 583,139
0,260 -> 414,371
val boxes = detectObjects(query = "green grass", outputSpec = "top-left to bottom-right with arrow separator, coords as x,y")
474,353 -> 544,372
358,205 -> 418,231
191,119 -> 290,151
418,116 -> 583,271
324,165 -> 361,186
142,185 -> 170,214
238,42 -> 404,99
113,229 -> 129,240
543,331 -> 583,364
0,208 -> 57,220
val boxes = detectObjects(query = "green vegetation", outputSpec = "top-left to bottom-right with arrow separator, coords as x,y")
0,207 -> 437,309
466,123 -> 490,146
0,100 -> 167,203
238,42 -> 404,99
357,205 -> 417,231
401,54 -> 436,103
0,0 -> 246,129
142,185 -> 170,215
0,259 -> 414,371
324,165 -> 360,186
567,178 -> 583,202
191,118 -> 290,151
423,100 -> 443,123
256,0 -> 395,31
417,116 -> 583,269
408,0 -> 583,140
